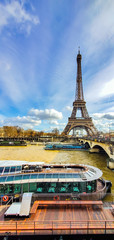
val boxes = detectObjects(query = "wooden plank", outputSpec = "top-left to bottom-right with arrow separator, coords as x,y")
38,200 -> 103,206
30,201 -> 39,214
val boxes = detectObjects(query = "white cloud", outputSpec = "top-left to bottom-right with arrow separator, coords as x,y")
92,112 -> 114,132
49,122 -> 66,131
82,0 -> 114,57
100,79 -> 114,98
48,120 -> 59,125
93,119 -> 109,132
93,112 -> 114,120
66,106 -> 72,111
93,119 -> 114,132
0,115 -> 41,130
28,108 -> 63,120
0,0 -> 39,34
85,62 -> 114,105
48,120 -> 66,129
0,108 -> 64,130
106,106 -> 114,112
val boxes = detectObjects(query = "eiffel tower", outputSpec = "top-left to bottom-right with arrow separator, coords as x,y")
62,49 -> 98,136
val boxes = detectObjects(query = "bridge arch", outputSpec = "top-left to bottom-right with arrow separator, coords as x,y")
92,144 -> 108,155
84,141 -> 91,149
91,144 -> 109,156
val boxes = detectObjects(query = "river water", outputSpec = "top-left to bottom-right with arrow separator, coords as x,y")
0,144 -> 113,201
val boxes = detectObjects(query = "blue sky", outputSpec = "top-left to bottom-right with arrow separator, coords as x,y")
0,0 -> 114,133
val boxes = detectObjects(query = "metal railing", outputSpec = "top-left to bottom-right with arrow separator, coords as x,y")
0,220 -> 113,235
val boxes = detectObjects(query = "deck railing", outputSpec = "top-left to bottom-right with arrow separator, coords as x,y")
0,220 -> 113,236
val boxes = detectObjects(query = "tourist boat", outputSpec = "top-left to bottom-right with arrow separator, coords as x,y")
44,143 -> 86,150
0,161 -> 112,202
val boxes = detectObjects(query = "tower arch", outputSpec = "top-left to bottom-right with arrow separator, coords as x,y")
66,124 -> 96,136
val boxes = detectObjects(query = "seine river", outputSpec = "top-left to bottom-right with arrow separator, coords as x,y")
0,144 -> 113,201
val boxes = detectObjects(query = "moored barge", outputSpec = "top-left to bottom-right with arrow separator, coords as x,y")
0,161 -> 112,202
44,143 -> 86,150
0,140 -> 27,146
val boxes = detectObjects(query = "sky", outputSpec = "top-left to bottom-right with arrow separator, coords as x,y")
0,0 -> 114,133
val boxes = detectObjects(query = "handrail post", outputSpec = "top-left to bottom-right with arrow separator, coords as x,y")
52,221 -> 53,235
34,221 -> 35,235
105,221 -> 106,234
16,221 -> 17,235
87,221 -> 89,234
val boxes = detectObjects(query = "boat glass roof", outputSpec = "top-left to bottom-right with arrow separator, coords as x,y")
0,173 -> 81,184
0,161 -> 103,182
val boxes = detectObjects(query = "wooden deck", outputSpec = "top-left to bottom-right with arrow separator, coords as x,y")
0,201 -> 113,236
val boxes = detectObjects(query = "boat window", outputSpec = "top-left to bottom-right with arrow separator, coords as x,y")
38,174 -> 45,179
72,174 -> 80,178
54,182 -> 66,193
59,174 -> 66,178
73,182 -> 79,187
79,182 -> 86,193
6,176 -> 14,182
66,174 -> 72,178
50,182 -> 56,187
4,184 -> 13,194
73,186 -> 79,192
59,182 -> 68,192
0,185 -> 4,194
16,166 -> 22,172
60,186 -> 66,192
37,187 -> 43,193
4,167 -> 10,173
30,174 -> 38,179
91,180 -> 96,191
52,174 -> 59,178
22,174 -> 30,180
0,167 -> 4,174
0,176 -> 7,182
86,180 -> 96,192
10,166 -> 16,173
29,182 -> 37,192
14,175 -> 22,181
14,184 -> 21,194
37,182 -> 48,193
45,174 -> 52,179
48,187 -> 55,193
23,183 -> 29,193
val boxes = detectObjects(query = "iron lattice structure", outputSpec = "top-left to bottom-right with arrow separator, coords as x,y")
62,50 -> 98,136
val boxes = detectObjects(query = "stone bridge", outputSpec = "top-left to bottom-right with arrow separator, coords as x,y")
79,138 -> 114,161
